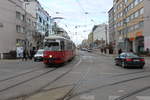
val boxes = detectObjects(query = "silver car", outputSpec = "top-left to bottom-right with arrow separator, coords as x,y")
34,49 -> 44,62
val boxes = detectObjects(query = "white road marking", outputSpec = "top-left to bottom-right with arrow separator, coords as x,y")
117,90 -> 125,93
80,94 -> 95,100
136,96 -> 150,100
109,96 -> 120,100
74,57 -> 82,69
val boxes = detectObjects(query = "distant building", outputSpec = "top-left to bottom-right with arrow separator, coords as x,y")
92,24 -> 109,48
81,39 -> 89,48
108,7 -> 116,50
87,32 -> 93,47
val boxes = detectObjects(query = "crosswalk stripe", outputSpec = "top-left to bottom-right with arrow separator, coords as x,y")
136,96 -> 150,100
109,96 -> 120,100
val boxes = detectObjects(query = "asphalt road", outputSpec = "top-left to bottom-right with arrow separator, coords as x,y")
0,51 -> 150,100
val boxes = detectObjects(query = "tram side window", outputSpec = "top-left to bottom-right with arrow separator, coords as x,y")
60,41 -> 65,50
69,43 -> 72,50
66,42 -> 72,50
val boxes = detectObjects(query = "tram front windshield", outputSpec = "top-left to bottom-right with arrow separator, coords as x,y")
44,42 -> 60,51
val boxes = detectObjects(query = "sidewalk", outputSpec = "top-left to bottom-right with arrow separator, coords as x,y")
0,59 -> 34,64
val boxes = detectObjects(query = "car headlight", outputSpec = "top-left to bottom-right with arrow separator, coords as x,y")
49,55 -> 52,58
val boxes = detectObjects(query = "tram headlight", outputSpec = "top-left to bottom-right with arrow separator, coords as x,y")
49,55 -> 53,58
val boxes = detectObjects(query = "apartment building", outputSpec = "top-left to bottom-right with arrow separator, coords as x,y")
0,0 -> 39,59
24,0 -> 51,36
144,0 -> 150,50
111,0 -> 144,53
108,7 -> 116,49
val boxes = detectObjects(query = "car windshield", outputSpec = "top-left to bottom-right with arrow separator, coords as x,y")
126,53 -> 139,57
37,50 -> 43,54
44,42 -> 60,51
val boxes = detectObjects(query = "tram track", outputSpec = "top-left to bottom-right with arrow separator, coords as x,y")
114,86 -> 150,100
0,68 -> 57,94
0,67 -> 44,83
110,69 -> 149,78
2,55 -> 149,100
60,71 -> 150,100
7,56 -> 82,100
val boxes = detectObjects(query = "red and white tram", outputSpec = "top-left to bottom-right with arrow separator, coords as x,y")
43,36 -> 76,66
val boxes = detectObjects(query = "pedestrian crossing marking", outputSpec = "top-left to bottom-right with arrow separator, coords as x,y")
109,96 -> 120,100
80,94 -> 95,100
136,96 -> 150,100
109,96 -> 150,100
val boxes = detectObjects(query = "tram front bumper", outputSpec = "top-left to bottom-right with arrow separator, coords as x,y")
44,58 -> 64,64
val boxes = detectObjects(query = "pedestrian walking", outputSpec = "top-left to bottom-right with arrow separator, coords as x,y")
118,48 -> 122,55
130,49 -> 133,53
22,48 -> 28,61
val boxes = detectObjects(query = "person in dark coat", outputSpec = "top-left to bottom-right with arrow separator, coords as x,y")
130,49 -> 133,53
22,48 -> 28,61
118,48 -> 122,55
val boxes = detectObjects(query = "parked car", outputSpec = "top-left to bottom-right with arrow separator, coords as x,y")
87,48 -> 92,52
34,49 -> 44,62
81,48 -> 88,51
115,52 -> 145,69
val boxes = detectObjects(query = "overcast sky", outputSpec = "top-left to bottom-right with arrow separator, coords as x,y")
38,0 -> 113,45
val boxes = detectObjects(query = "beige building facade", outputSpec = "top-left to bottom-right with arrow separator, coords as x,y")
0,0 -> 25,55
144,0 -> 150,50
0,0 -> 36,58
110,0 -> 144,53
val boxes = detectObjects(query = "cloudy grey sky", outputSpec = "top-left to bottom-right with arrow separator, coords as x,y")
38,0 -> 113,45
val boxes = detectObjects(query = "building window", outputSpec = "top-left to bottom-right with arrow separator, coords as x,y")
131,3 -> 134,9
20,15 -> 25,21
134,0 -> 138,6
124,0 -> 128,3
135,24 -> 139,30
16,11 -> 21,20
39,16 -> 42,23
139,0 -> 143,2
139,21 -> 144,28
16,25 -> 21,33
139,8 -> 144,15
135,11 -> 139,18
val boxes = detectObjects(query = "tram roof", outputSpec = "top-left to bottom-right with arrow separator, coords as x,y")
44,35 -> 71,41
